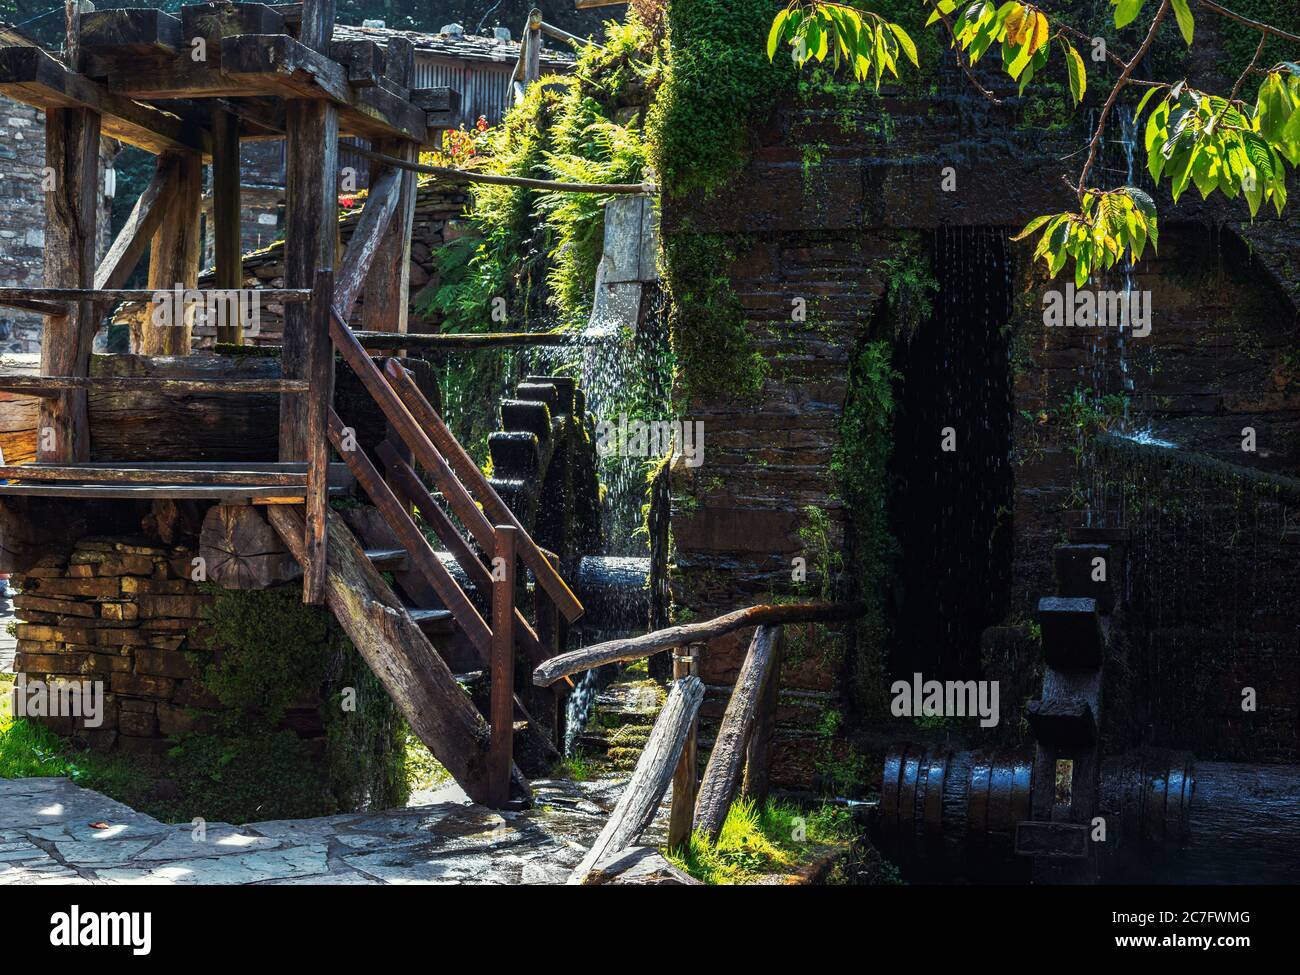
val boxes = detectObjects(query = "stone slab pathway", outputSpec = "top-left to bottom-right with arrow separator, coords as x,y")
0,774 -> 666,885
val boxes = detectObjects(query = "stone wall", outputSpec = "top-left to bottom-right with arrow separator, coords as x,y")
12,536 -> 218,755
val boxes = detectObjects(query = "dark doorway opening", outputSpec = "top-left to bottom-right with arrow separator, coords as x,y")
888,226 -> 1014,680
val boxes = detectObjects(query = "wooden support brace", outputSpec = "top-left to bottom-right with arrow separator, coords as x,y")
302,267 -> 334,604
667,644 -> 701,850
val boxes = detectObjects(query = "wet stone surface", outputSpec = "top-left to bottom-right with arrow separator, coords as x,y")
0,774 -> 668,885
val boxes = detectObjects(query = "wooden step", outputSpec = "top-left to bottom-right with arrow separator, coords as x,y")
364,548 -> 408,572
407,606 -> 455,633
1053,543 -> 1118,613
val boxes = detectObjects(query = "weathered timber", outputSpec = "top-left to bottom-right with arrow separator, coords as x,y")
378,443 -> 551,668
569,676 -> 705,884
743,627 -> 784,806
693,626 -> 784,841
535,602 -> 864,687
327,408 -> 493,656
335,165 -> 400,320
487,525 -> 517,808
280,94 -> 337,459
0,354 -> 41,466
41,105 -> 100,462
267,504 -> 508,806
383,358 -> 585,624
0,297 -> 69,317
667,644 -> 700,850
0,46 -> 208,155
0,287 -> 311,303
182,1 -> 285,66
329,39 -> 382,87
212,107 -> 243,345
303,268 -> 334,604
0,465 -> 307,485
80,8 -> 183,55
138,151 -> 201,355
0,375 -> 307,394
381,35 -> 413,91
347,144 -> 658,194
199,503 -> 299,589
218,33 -> 350,101
94,153 -> 180,294
352,330 -> 597,350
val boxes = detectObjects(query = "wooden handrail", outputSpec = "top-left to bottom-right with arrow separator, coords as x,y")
383,358 -> 585,624
533,601 -> 864,686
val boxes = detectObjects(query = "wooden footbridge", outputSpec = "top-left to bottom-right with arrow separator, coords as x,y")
0,2 -> 588,808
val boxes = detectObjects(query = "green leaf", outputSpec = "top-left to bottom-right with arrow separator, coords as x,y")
1012,213 -> 1054,240
767,8 -> 790,61
1112,0 -> 1145,30
889,22 -> 919,68
1133,85 -> 1161,122
1063,41 -> 1086,106
1170,0 -> 1194,46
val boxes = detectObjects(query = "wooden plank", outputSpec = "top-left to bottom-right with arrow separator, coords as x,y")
383,358 -> 586,624
568,676 -> 705,884
743,628 -> 784,806
353,330 -> 595,350
534,602 -> 865,687
302,268 -> 334,605
80,8 -> 183,55
40,105 -> 99,463
0,482 -> 322,502
327,407 -> 493,657
279,87 -> 338,459
0,297 -> 71,317
94,155 -> 181,293
267,503 -> 507,806
137,151 -> 201,355
0,465 -> 308,485
487,524 -> 517,807
0,46 -> 207,155
378,444 -> 552,669
334,165 -> 401,321
667,644 -> 700,850
212,107 -> 244,345
0,376 -> 308,394
0,287 -> 311,303
693,626 -> 783,841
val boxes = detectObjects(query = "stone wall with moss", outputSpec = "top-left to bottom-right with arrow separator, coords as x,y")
12,528 -> 406,823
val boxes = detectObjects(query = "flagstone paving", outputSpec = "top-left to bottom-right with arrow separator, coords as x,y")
0,774 -> 664,885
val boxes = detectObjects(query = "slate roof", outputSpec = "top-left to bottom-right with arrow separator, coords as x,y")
331,23 -> 576,70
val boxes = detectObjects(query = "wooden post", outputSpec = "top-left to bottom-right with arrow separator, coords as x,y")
281,0 -> 338,460
525,9 -> 542,85
532,549 -> 563,748
667,642 -> 701,850
302,267 -> 333,604
743,627 -> 785,805
488,524 -> 517,808
212,107 -> 243,345
137,150 -> 201,355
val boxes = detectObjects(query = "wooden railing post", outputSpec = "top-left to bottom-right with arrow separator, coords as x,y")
667,642 -> 701,850
302,267 -> 333,604
488,524 -> 517,808
744,626 -> 785,805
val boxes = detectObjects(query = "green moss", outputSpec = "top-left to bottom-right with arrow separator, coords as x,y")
665,797 -> 855,884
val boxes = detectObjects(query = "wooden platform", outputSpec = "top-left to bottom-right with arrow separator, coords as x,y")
0,461 -> 352,503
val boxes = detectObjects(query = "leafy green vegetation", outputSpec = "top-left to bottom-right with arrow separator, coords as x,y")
666,796 -> 855,884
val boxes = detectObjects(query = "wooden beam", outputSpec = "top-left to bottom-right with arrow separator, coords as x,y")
94,155 -> 181,293
667,644 -> 700,850
533,602 -> 865,686
182,1 -> 285,66
383,358 -> 586,624
743,630 -> 784,806
219,33 -> 350,101
0,376 -> 307,394
329,39 -> 383,87
0,287 -> 311,303
568,676 -> 705,884
693,626 -> 784,841
488,525 -> 517,808
0,46 -> 208,155
267,504 -> 505,806
0,465 -> 308,485
212,107 -> 244,345
335,165 -> 401,321
40,105 -> 100,463
280,74 -> 338,459
80,8 -> 183,56
136,151 -> 202,355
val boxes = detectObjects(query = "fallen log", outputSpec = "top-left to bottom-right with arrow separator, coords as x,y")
693,625 -> 783,841
533,601 -> 864,687
569,675 -> 704,884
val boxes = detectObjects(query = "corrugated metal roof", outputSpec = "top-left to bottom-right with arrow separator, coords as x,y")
331,23 -> 576,70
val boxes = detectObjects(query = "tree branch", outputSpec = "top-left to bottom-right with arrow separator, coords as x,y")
1201,0 -> 1300,45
